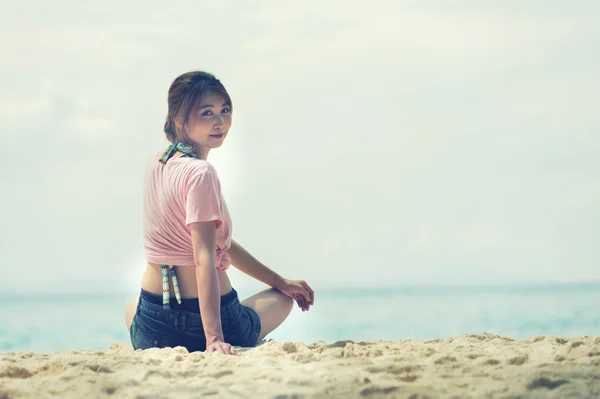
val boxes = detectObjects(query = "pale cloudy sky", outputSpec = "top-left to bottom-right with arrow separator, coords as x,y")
1,0 -> 598,294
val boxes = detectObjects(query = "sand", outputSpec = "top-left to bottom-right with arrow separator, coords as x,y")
1,333 -> 599,399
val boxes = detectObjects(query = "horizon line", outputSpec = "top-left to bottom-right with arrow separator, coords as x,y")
0,280 -> 598,298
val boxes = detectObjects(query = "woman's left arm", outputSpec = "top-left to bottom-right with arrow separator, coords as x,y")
227,239 -> 284,289
227,239 -> 315,310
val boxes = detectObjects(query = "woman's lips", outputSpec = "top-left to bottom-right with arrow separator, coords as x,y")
210,133 -> 225,138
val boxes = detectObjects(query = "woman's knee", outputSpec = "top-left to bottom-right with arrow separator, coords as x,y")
247,289 -> 294,341
271,290 -> 294,327
241,288 -> 293,323
280,292 -> 293,313
267,288 -> 294,314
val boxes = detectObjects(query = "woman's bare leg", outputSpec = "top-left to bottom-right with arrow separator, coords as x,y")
124,295 -> 140,332
240,287 -> 294,341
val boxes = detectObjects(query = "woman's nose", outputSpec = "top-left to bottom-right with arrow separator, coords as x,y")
214,115 -> 225,128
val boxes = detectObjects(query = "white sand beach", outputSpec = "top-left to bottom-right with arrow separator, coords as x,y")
1,333 -> 599,398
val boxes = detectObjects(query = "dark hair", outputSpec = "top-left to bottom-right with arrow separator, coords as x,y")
164,71 -> 232,143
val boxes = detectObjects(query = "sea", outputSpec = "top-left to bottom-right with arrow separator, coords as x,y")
1,283 -> 599,353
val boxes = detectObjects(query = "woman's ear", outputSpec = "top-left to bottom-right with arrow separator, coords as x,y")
174,120 -> 187,141
175,120 -> 184,132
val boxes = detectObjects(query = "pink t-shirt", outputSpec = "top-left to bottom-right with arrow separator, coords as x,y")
143,151 -> 232,270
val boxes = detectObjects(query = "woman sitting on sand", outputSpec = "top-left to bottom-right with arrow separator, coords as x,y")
124,71 -> 315,355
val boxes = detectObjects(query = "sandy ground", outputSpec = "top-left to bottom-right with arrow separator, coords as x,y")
1,333 -> 599,399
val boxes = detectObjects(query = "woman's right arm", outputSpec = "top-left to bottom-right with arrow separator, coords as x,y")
190,221 -> 236,355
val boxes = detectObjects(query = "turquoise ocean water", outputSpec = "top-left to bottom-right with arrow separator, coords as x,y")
1,283 -> 599,353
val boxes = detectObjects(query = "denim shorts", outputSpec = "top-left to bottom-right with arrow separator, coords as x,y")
130,288 -> 262,352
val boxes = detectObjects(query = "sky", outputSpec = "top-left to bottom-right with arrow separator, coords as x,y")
0,0 -> 599,295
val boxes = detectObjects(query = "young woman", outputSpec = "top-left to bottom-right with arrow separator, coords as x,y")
124,71 -> 315,355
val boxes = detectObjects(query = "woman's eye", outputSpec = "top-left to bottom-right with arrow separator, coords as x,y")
202,108 -> 231,117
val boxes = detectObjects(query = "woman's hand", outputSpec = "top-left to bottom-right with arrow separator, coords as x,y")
205,340 -> 237,355
276,279 -> 315,312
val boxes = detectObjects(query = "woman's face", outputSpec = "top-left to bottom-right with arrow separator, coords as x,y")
183,91 -> 232,152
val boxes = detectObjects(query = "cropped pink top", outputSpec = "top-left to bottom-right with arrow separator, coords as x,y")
143,150 -> 232,270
